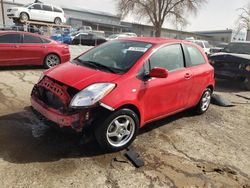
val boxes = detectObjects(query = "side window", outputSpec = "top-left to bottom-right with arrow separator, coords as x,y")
23,34 -> 42,43
185,45 -> 206,66
149,44 -> 184,71
54,7 -> 62,13
43,5 -> 53,11
32,4 -> 42,10
41,38 -> 51,43
0,34 -> 21,43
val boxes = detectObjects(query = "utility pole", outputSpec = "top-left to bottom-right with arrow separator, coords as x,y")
1,0 -> 5,27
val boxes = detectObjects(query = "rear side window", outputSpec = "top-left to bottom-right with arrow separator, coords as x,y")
41,38 -> 51,43
185,45 -> 206,66
43,5 -> 53,11
54,7 -> 62,13
149,44 -> 184,71
0,34 -> 21,43
23,34 -> 42,43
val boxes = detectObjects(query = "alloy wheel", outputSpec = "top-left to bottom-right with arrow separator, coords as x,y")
201,90 -> 211,112
106,115 -> 135,148
45,54 -> 60,68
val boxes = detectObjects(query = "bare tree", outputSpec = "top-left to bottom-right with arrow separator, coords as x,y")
118,0 -> 207,37
237,4 -> 250,31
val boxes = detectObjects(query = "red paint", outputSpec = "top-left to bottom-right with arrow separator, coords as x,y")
0,31 -> 70,66
32,37 -> 215,130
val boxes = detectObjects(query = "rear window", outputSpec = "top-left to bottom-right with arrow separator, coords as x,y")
43,5 -> 52,11
32,4 -> 42,10
41,38 -> 51,43
0,34 -> 21,43
54,7 -> 62,13
225,43 -> 250,55
185,45 -> 206,66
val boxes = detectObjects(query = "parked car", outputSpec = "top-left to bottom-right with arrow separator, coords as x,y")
7,2 -> 66,24
190,40 -> 211,56
31,38 -> 215,151
71,32 -> 107,46
50,32 -> 72,44
107,33 -> 137,41
209,41 -> 250,90
0,31 -> 70,68
209,43 -> 228,54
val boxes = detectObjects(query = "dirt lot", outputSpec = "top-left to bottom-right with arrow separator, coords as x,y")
0,49 -> 250,187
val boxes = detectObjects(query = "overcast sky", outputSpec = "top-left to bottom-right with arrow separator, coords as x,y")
13,0 -> 250,31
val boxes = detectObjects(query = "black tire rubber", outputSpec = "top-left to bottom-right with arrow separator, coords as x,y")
244,77 -> 250,91
20,12 -> 29,22
195,88 -> 212,115
94,108 -> 139,152
54,17 -> 62,25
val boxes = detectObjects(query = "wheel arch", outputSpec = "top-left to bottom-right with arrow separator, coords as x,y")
207,85 -> 214,93
116,104 -> 141,126
19,11 -> 30,19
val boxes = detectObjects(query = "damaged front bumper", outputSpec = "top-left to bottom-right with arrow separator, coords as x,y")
31,76 -> 92,132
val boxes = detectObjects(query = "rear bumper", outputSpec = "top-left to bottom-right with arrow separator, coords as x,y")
31,97 -> 88,131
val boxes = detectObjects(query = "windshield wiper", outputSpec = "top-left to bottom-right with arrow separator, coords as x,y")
78,59 -> 120,73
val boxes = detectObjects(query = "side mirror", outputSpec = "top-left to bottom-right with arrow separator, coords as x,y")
149,67 -> 168,78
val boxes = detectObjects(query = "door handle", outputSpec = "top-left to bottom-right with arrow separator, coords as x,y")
41,46 -> 47,48
184,73 -> 192,79
11,45 -> 18,48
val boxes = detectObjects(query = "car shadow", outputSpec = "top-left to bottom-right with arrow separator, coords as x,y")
0,65 -> 44,71
0,107 -> 108,164
215,78 -> 246,93
0,106 -> 196,164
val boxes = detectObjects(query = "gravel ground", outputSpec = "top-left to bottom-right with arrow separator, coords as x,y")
0,46 -> 249,188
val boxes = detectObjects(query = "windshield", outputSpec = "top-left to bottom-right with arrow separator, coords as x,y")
24,3 -> 33,7
224,43 -> 250,55
75,40 -> 153,74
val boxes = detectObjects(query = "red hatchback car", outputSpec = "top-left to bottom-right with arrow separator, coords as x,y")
0,31 -> 70,68
31,38 -> 215,151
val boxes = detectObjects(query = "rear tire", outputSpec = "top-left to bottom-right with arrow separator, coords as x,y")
195,88 -> 212,115
20,12 -> 29,22
94,108 -> 139,152
44,54 -> 60,69
54,17 -> 62,25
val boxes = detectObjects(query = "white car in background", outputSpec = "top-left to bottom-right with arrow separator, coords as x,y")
107,33 -> 137,40
191,40 -> 211,56
7,2 -> 66,24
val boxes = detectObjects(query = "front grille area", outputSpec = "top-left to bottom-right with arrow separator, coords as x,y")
32,77 -> 78,113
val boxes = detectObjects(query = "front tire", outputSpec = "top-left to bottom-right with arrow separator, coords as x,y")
44,54 -> 60,69
20,12 -> 29,22
94,108 -> 139,152
195,88 -> 212,115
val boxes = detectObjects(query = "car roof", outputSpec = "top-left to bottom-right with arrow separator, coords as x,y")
0,31 -> 52,40
121,37 -> 185,45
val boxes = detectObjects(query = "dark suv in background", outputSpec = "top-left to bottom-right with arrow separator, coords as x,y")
209,42 -> 250,90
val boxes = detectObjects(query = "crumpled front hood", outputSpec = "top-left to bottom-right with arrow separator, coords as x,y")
44,62 -> 121,90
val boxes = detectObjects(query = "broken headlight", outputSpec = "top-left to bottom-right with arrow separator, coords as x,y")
70,83 -> 116,108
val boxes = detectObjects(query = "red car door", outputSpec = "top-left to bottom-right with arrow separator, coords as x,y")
183,44 -> 211,107
0,33 -> 22,66
18,34 -> 48,65
140,44 -> 193,122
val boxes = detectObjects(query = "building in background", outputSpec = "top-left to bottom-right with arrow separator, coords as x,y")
1,0 -> 245,43
194,30 -> 246,43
